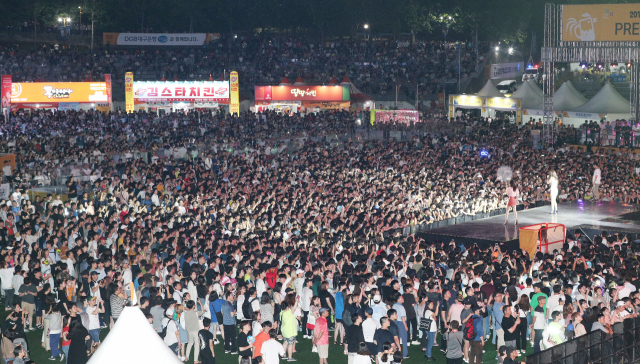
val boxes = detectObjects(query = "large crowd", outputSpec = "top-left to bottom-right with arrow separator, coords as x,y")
0,35 -> 482,99
0,107 -> 637,364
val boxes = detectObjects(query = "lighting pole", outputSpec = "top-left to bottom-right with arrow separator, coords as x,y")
91,0 -> 95,52
364,23 -> 369,41
78,7 -> 82,36
440,16 -> 453,42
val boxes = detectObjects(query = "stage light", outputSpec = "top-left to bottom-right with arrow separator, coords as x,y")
580,61 -> 588,69
495,46 -> 499,52
508,47 -> 513,54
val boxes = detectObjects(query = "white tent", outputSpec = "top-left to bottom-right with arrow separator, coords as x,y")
566,81 -> 588,103
529,81 -> 588,111
510,82 -> 543,109
476,80 -> 504,98
526,80 -> 544,97
573,83 -> 630,113
87,307 -> 183,364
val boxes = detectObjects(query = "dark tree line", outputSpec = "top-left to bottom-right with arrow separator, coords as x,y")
0,0 -> 630,45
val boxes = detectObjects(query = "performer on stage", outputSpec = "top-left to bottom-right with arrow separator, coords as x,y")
505,179 -> 519,225
548,170 -> 559,214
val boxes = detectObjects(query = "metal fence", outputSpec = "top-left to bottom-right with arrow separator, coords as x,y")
526,317 -> 640,364
560,128 -> 640,148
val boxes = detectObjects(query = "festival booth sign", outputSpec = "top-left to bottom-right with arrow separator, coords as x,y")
254,85 -> 350,112
448,94 -> 522,123
371,110 -> 419,125
133,80 -> 229,112
10,81 -> 110,111
519,223 -> 566,258
561,4 -> 640,42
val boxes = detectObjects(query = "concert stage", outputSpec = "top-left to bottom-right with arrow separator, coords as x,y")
418,200 -> 640,248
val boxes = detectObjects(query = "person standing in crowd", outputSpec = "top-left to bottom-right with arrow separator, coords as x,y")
445,321 -> 464,364
222,291 -> 238,354
198,318 -> 216,364
85,296 -> 105,349
261,328 -> 286,364
501,306 -> 520,349
391,293 -> 409,359
469,305 -> 485,364
313,307 -> 330,364
68,317 -> 90,364
346,313 -> 365,364
185,300 -> 202,363
163,307 -> 181,356
237,321 -> 254,362
46,305 -> 63,361
280,298 -> 300,361
531,296 -> 546,353
18,277 -> 37,331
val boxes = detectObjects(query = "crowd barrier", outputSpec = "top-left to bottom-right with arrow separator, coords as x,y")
526,316 -> 640,364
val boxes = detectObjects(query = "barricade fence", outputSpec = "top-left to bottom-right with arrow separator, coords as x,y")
526,317 -> 640,364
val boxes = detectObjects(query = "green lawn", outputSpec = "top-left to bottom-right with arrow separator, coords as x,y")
13,308 -> 533,364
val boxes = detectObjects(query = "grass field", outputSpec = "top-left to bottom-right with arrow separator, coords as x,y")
12,307 -> 533,364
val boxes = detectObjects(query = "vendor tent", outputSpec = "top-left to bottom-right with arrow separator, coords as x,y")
87,307 -> 183,364
476,80 -> 504,98
573,83 -> 630,113
567,81 -> 588,103
510,82 -> 543,109
341,76 -> 375,108
526,80 -> 544,97
529,81 -> 589,111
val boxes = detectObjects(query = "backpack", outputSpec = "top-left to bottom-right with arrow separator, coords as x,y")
265,268 -> 278,289
342,308 -> 353,327
463,317 -> 476,340
242,297 -> 256,319
160,319 -> 174,339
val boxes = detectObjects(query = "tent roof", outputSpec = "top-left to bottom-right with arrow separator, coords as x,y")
528,81 -> 589,111
87,307 -> 183,364
566,81 -> 588,103
340,76 -> 351,85
526,80 -> 544,97
279,77 -> 291,86
573,83 -> 630,113
476,80 -> 504,98
294,76 -> 305,85
510,82 -> 543,109
339,76 -> 374,102
327,77 -> 338,85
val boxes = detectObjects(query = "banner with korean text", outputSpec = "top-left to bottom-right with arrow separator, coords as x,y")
125,72 -> 134,113
1,75 -> 11,109
229,71 -> 239,115
133,81 -> 229,102
103,33 -> 220,46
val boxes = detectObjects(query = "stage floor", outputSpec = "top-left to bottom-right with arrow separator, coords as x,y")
423,200 -> 640,243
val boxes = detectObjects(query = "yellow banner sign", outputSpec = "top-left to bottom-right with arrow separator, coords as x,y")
451,95 -> 482,107
485,97 -> 518,109
125,72 -> 134,113
229,71 -> 239,115
562,4 -> 640,41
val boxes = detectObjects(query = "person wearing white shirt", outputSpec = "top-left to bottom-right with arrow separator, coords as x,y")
0,263 -> 15,307
256,275 -> 267,299
261,330 -> 286,364
592,164 -> 601,200
362,309 -> 379,345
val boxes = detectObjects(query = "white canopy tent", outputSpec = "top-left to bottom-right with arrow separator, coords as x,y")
573,83 -> 630,114
528,81 -> 589,112
526,80 -> 544,98
510,82 -> 543,109
87,307 -> 183,364
476,80 -> 504,98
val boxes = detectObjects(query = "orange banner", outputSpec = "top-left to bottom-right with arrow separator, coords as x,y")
11,82 -> 109,104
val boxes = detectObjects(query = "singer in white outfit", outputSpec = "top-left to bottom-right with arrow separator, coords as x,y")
548,170 -> 559,214
505,179 -> 519,225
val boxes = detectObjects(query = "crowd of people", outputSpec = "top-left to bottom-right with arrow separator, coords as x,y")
0,35 -> 482,99
0,107 -> 636,364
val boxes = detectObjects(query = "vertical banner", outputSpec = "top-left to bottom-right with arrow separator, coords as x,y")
104,74 -> 112,110
124,72 -> 134,113
1,75 -> 11,110
370,109 -> 376,125
229,71 -> 239,115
